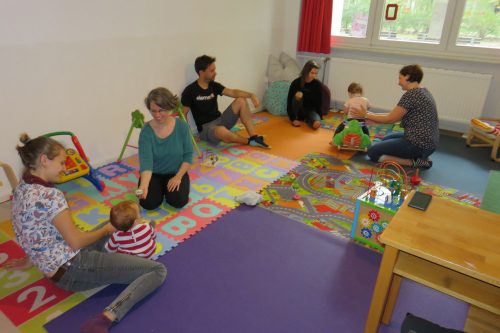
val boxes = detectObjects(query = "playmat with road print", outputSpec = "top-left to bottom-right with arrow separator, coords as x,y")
260,153 -> 481,239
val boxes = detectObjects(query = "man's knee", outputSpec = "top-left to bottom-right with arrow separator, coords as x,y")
232,97 -> 247,112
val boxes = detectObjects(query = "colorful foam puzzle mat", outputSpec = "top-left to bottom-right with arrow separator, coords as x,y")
0,142 -> 298,332
260,153 -> 481,240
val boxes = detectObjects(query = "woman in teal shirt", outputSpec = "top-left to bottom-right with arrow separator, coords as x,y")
138,88 -> 194,210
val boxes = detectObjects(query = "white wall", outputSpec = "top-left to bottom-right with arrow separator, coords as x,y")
0,0 -> 286,186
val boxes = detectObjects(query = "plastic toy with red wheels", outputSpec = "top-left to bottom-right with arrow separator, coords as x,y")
332,119 -> 371,152
44,131 -> 105,192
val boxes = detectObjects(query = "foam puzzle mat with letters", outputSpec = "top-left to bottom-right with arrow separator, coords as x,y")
0,142 -> 298,332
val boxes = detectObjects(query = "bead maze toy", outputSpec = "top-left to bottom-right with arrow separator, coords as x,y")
332,119 -> 371,152
350,161 -> 410,251
44,131 -> 105,192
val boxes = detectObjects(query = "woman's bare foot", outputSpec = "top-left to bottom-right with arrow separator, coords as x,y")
292,120 -> 301,127
312,121 -> 321,130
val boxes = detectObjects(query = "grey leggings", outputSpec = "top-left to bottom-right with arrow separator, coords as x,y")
55,238 -> 167,321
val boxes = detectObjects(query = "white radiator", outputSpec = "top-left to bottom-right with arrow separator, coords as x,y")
328,58 -> 492,132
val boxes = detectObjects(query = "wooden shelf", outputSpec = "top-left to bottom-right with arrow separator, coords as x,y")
393,252 -> 500,316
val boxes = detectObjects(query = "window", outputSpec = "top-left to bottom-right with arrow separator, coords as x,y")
330,0 -> 500,62
456,0 -> 500,48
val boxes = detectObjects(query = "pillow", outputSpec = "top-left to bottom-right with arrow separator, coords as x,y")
263,81 -> 291,116
267,55 -> 285,83
280,51 -> 301,81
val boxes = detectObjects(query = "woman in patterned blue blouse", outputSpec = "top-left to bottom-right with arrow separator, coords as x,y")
352,64 -> 439,169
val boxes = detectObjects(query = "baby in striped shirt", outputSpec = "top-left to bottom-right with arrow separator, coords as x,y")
105,200 -> 157,259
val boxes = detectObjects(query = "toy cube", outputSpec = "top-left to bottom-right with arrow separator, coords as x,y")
351,181 -> 406,251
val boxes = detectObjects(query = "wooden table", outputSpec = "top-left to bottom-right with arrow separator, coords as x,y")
364,191 -> 500,333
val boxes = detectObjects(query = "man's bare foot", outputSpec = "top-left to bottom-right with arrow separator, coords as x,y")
292,120 -> 301,127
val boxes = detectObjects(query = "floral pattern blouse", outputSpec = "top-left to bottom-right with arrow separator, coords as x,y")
11,179 -> 79,275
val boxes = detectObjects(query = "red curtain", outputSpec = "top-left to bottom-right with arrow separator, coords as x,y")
297,0 -> 333,54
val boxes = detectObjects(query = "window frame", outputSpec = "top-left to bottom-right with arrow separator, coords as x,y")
330,0 -> 500,64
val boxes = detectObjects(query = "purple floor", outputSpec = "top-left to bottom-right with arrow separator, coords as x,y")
45,206 -> 467,333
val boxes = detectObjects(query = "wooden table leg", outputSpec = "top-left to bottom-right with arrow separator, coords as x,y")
364,246 -> 399,333
382,275 -> 402,324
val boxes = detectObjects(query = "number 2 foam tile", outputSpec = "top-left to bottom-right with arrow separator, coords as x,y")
19,292 -> 88,333
0,241 -> 44,299
72,203 -> 111,231
0,277 -> 73,326
157,198 -> 231,243
96,162 -> 134,180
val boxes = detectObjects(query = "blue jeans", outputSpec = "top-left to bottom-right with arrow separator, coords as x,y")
367,132 -> 435,162
55,238 -> 167,321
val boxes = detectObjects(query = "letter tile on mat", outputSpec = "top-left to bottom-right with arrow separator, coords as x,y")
232,176 -> 268,192
65,192 -> 101,212
151,232 -> 178,259
77,177 -> 129,203
120,154 -> 139,169
224,158 -> 261,175
269,157 -> 300,171
248,166 -> 286,181
0,219 -> 15,239
191,178 -> 225,197
0,277 -> 73,326
218,145 -> 252,158
158,198 -> 230,242
208,185 -> 246,208
56,177 -> 95,194
104,192 -> 140,207
238,150 -> 276,164
140,202 -> 178,222
0,241 -> 44,298
204,167 -> 245,184
111,170 -> 139,189
72,203 -> 111,231
18,292 -> 88,333
96,162 -> 134,180
0,228 -> 10,243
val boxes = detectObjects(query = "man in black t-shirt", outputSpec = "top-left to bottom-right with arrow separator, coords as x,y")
181,55 -> 269,148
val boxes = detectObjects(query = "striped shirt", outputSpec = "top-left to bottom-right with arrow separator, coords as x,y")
105,223 -> 157,259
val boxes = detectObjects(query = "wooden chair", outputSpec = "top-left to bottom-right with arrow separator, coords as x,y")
0,161 -> 18,200
466,118 -> 500,162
